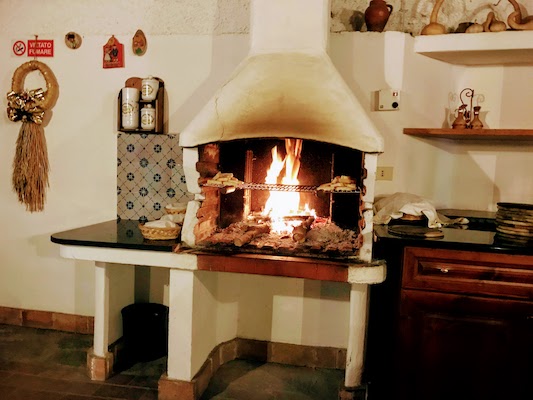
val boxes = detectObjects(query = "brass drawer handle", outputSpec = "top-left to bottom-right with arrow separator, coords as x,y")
439,268 -> 449,274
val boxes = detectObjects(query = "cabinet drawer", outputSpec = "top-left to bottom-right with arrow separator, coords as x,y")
402,247 -> 533,299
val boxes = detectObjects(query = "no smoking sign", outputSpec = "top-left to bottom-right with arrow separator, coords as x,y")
11,39 -> 54,57
12,40 -> 26,56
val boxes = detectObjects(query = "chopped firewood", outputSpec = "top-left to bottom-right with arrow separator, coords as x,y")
234,224 -> 270,247
196,218 -> 361,257
292,216 -> 315,243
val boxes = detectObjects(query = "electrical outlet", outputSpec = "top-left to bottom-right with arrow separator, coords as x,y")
376,166 -> 393,181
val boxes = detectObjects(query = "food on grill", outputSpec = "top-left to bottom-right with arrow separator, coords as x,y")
206,172 -> 243,187
317,175 -> 357,192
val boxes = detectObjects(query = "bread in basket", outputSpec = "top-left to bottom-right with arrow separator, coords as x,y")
139,220 -> 181,240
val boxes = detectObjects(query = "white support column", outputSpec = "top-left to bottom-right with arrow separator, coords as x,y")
167,268 -> 195,381
93,262 -> 109,357
344,283 -> 369,388
93,262 -> 135,356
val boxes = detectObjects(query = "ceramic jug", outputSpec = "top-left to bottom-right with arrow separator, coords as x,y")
470,106 -> 483,129
452,105 -> 467,129
365,0 -> 393,32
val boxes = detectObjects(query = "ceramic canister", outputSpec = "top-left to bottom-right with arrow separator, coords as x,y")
141,104 -> 156,130
141,76 -> 159,101
121,87 -> 140,129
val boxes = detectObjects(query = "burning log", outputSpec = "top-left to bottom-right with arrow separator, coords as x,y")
292,216 -> 315,243
234,224 -> 270,247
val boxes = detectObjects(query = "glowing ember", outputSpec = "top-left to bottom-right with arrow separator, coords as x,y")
262,139 -> 315,234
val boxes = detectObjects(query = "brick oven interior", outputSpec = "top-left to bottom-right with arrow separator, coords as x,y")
192,138 -> 367,258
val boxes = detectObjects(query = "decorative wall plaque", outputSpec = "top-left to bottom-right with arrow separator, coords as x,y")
103,35 -> 124,69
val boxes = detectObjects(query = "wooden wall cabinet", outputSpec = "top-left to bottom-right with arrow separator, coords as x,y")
366,244 -> 533,400
117,77 -> 165,134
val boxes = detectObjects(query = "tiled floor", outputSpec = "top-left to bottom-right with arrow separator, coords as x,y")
0,324 -> 161,400
0,324 -> 344,400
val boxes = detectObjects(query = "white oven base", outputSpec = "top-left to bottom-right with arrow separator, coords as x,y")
59,244 -> 385,396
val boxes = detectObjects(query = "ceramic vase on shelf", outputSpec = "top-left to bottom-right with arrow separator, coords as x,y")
364,0 -> 393,32
452,105 -> 467,129
470,106 -> 483,129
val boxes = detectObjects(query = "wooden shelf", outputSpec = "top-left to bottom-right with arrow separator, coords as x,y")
414,31 -> 533,66
404,128 -> 533,140
117,77 -> 165,134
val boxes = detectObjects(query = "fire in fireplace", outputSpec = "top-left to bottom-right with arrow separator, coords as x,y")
186,137 -> 368,260
177,0 -> 384,266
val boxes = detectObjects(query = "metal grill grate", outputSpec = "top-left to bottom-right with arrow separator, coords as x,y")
204,183 -> 361,194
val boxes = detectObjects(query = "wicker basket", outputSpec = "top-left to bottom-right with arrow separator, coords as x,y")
138,223 -> 181,240
164,204 -> 187,215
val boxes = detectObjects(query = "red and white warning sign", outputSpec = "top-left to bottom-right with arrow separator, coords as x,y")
12,40 -> 26,56
27,39 -> 54,57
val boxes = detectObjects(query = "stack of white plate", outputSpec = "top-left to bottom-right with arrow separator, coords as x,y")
495,202 -> 533,245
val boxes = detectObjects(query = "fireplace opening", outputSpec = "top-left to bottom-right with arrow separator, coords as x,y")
192,139 -> 367,260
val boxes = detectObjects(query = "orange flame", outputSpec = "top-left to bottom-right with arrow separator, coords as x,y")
262,139 -> 315,234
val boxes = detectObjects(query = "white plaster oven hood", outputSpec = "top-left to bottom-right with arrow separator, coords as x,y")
179,0 -> 384,153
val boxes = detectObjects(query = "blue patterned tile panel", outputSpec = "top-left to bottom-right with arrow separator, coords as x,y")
117,133 -> 192,222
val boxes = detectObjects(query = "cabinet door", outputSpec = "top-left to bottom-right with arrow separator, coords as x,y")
397,289 -> 533,400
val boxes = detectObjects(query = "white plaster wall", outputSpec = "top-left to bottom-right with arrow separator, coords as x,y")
0,1 -> 532,343
237,275 -> 350,348
331,32 -> 533,210
0,1 -> 249,316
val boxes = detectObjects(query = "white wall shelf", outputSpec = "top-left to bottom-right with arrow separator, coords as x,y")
414,31 -> 533,66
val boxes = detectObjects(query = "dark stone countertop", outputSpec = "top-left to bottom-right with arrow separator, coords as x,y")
373,225 -> 533,256
373,208 -> 532,257
50,214 -> 532,257
51,219 -> 178,252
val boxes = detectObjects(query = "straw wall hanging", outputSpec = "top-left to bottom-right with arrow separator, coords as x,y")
6,60 -> 59,212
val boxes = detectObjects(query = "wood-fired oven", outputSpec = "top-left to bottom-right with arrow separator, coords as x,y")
173,0 -> 387,397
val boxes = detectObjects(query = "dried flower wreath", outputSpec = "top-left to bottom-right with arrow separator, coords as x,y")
6,60 -> 59,212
